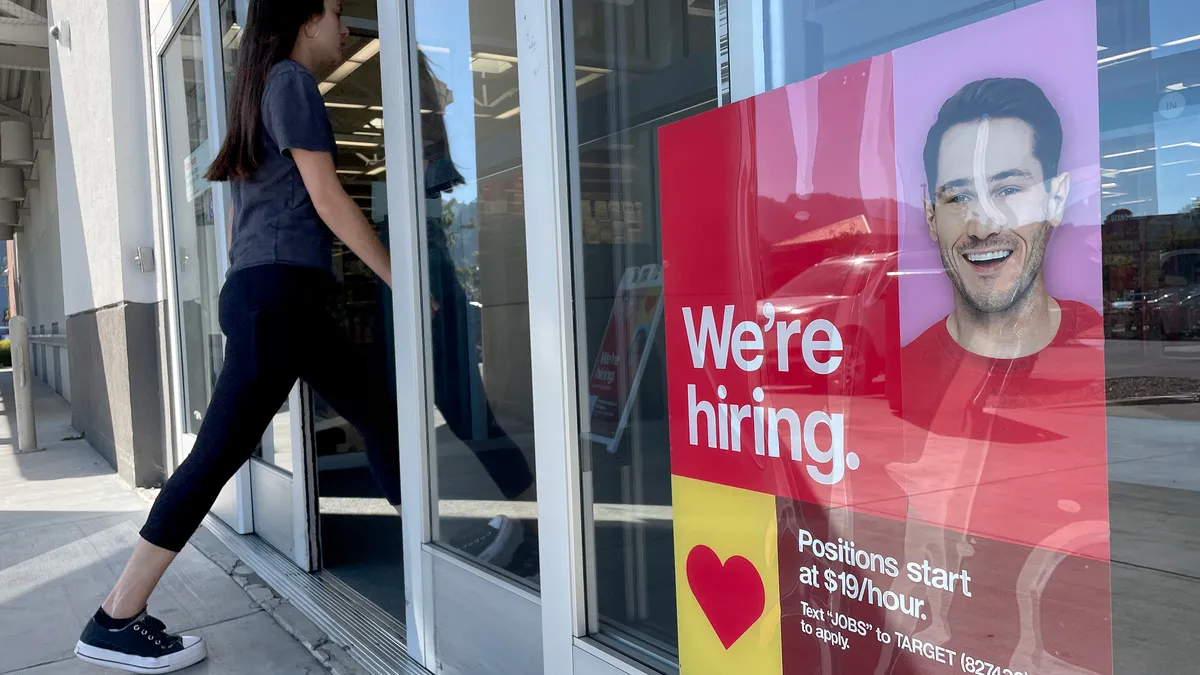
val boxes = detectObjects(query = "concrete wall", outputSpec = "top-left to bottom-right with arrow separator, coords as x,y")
47,0 -> 169,485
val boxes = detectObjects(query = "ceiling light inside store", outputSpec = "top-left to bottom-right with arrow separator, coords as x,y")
1162,159 -> 1196,166
1167,83 -> 1188,91
326,102 -> 369,110
320,39 -> 381,94
337,169 -> 365,175
495,106 -> 520,120
471,56 -> 512,74
367,165 -> 386,176
474,51 -> 518,64
1103,148 -> 1147,159
1163,34 -> 1200,47
576,72 -> 605,87
1116,165 -> 1154,174
354,131 -> 382,137
336,139 -> 381,148
369,106 -> 384,112
1097,45 -> 1107,51
1098,46 -> 1155,65
1102,183 -> 1117,188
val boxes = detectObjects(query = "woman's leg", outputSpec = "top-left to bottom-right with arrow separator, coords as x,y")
428,249 -> 534,500
105,289 -> 301,617
298,311 -> 402,505
101,540 -> 178,620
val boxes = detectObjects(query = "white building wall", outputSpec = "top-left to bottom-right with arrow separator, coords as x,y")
49,0 -> 125,317
110,0 -> 160,306
43,0 -> 172,484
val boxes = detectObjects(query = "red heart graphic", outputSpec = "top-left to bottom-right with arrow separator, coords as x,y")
686,545 -> 766,649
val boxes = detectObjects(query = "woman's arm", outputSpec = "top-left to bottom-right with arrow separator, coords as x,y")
292,148 -> 392,287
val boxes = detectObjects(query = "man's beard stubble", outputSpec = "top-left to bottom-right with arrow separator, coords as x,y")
939,221 -> 1052,318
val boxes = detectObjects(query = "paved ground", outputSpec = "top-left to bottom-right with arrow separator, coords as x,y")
0,372 -> 328,675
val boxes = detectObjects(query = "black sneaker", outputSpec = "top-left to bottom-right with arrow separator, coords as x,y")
75,611 -> 207,674
448,516 -> 522,566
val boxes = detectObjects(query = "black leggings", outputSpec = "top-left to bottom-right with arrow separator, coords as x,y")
141,265 -> 403,553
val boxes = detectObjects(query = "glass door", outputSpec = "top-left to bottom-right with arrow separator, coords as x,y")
295,0 -> 410,621
380,0 -> 546,670
161,4 -> 247,529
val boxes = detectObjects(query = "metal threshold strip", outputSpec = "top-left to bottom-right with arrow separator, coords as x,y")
203,514 -> 427,675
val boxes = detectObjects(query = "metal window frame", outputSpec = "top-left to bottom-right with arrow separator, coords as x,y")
377,0 -> 437,665
514,0 -> 591,673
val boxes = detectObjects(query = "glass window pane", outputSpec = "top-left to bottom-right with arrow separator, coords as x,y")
570,0 -> 717,657
163,9 -> 222,435
574,0 -> 1200,670
1099,0 -> 1200,671
412,0 -> 539,585
312,16 -> 400,607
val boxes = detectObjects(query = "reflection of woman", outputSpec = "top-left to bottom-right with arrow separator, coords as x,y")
419,50 -> 539,577
76,3 -> 401,671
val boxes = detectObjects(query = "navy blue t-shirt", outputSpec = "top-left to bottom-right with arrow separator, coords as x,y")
228,60 -> 336,276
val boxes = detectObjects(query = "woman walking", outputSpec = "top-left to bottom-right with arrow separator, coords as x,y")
73,1 -> 402,671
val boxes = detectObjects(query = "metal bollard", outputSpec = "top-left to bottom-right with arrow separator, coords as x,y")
10,316 -> 39,453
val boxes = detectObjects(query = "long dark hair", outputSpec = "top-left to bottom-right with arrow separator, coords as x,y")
417,50 -> 464,195
206,0 -> 326,182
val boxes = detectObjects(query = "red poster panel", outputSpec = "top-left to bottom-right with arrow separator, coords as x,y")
661,1 -> 1111,673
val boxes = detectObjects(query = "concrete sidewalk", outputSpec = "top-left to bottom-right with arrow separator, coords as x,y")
0,372 -> 327,675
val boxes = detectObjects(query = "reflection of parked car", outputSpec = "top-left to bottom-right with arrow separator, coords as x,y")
1106,292 -> 1149,339
1150,285 -> 1200,339
759,252 -> 896,394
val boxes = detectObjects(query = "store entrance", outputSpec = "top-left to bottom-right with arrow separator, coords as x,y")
310,10 -> 407,620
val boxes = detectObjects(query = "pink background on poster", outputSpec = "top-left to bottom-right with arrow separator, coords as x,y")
893,0 -> 1103,345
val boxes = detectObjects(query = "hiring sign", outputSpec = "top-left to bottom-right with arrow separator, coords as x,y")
660,0 -> 1111,673
585,264 -> 664,451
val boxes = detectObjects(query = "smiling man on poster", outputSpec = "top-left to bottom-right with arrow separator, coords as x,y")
909,77 -> 1100,361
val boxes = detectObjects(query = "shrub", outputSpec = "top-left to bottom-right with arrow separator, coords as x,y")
0,340 -> 10,368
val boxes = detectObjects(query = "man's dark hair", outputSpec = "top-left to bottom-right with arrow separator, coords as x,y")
923,78 -> 1063,200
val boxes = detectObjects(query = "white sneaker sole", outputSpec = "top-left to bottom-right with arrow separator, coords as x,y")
478,518 -> 523,566
75,639 -> 208,674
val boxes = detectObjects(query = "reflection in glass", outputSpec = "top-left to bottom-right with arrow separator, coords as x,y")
573,0 -> 1200,670
163,9 -> 223,435
569,0 -> 717,658
412,0 -> 539,584
1099,4 -> 1200,672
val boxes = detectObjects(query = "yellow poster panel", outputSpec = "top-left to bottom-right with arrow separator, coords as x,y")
673,475 -> 782,675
